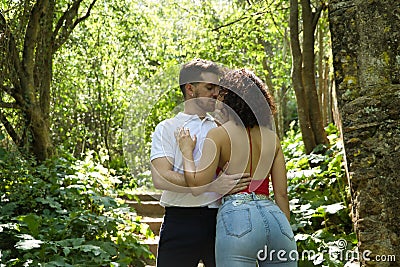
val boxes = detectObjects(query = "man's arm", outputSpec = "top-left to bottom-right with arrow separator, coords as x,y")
151,157 -> 192,193
150,122 -> 193,192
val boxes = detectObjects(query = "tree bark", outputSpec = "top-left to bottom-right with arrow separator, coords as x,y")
262,56 -> 284,138
290,0 -> 329,154
289,0 -> 316,154
301,0 -> 329,148
329,0 -> 400,265
318,24 -> 324,112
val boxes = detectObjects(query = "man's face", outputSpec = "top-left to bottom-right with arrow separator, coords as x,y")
191,72 -> 220,112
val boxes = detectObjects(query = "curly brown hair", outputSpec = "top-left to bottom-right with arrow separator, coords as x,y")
220,69 -> 276,128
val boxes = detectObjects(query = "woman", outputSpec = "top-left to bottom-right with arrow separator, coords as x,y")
177,69 -> 297,266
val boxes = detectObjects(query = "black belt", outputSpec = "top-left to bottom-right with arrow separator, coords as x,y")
165,206 -> 218,216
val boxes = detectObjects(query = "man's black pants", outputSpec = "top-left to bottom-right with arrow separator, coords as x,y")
156,206 -> 218,267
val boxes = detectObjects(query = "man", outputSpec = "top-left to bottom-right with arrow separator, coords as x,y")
150,59 -> 250,267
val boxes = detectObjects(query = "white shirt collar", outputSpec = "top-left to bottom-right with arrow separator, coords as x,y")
176,112 -> 215,122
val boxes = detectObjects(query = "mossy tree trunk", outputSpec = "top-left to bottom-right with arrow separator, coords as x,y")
329,0 -> 400,265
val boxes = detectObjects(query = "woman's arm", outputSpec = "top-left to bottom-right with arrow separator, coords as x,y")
178,127 -> 222,194
271,135 -> 291,221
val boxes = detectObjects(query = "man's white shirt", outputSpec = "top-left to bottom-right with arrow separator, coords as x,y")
150,112 -> 220,208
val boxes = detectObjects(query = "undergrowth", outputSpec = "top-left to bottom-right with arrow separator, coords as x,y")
0,150 -> 153,267
283,122 -> 357,266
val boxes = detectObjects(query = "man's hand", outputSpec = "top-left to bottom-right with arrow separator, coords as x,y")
209,162 -> 251,195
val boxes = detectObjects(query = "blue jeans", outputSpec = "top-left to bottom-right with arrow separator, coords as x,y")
215,194 -> 298,267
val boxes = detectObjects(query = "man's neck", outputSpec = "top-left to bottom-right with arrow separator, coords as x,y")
184,105 -> 207,118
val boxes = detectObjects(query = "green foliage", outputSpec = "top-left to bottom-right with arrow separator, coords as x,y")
48,0 -> 298,180
0,151 -> 153,266
282,122 -> 356,266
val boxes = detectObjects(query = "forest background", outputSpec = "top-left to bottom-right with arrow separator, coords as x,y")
1,0 -> 399,266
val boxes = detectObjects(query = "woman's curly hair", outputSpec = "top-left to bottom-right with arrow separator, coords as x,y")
220,69 -> 276,128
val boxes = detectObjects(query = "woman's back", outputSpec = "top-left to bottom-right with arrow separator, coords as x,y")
216,121 -> 278,181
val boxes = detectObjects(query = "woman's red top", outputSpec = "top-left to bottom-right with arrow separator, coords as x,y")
239,128 -> 270,196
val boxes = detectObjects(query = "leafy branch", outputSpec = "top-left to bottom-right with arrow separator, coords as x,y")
53,0 -> 98,52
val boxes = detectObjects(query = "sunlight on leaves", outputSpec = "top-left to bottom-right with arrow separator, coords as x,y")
15,235 -> 43,250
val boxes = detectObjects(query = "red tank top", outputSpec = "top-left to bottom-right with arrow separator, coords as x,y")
240,128 -> 270,196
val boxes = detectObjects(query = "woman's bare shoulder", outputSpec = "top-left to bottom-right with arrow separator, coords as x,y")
207,125 -> 229,139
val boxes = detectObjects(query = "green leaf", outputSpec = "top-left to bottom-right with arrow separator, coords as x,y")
322,203 -> 345,214
56,238 -> 85,247
47,255 -> 73,267
78,244 -> 104,256
36,196 -> 62,210
0,202 -> 17,216
15,234 -> 43,250
17,214 -> 40,237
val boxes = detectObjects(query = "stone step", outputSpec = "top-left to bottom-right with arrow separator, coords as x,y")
142,236 -> 205,267
126,200 -> 165,217
142,236 -> 159,262
134,192 -> 161,201
141,217 -> 163,235
123,191 -> 162,202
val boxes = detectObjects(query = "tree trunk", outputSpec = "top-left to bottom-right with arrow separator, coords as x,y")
262,57 -> 284,138
28,105 -> 53,161
290,0 -> 329,154
318,24 -> 324,113
329,0 -> 400,265
29,0 -> 54,161
289,0 -> 316,154
301,0 -> 329,148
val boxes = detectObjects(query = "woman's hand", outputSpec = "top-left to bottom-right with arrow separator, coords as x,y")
176,127 -> 197,156
214,101 -> 229,125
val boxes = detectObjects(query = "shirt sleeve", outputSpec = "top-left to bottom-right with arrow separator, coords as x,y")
150,123 -> 176,161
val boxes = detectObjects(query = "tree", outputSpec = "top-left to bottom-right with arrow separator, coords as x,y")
329,0 -> 400,264
52,0 -> 157,163
316,13 -> 334,126
201,0 -> 296,138
0,0 -> 96,161
289,0 -> 329,154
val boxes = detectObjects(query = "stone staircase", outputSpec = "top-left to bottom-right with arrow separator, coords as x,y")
124,192 -> 205,267
124,192 -> 164,266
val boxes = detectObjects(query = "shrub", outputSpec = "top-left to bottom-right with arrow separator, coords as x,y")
282,122 -> 357,266
0,150 -> 153,266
